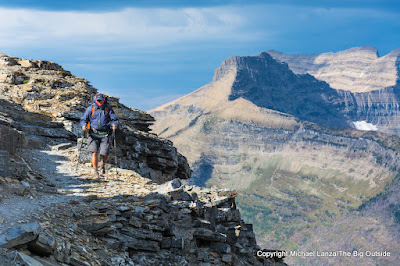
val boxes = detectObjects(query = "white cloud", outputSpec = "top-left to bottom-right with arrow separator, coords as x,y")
0,6 -> 246,49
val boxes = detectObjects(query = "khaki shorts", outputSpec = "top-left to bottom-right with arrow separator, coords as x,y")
87,134 -> 111,156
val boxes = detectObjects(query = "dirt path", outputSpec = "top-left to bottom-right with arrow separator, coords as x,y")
0,144 -> 155,235
0,144 -> 158,265
0,147 -> 84,234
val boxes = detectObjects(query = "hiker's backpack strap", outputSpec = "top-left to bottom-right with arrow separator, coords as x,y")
86,104 -> 95,129
105,106 -> 110,119
86,104 -> 111,129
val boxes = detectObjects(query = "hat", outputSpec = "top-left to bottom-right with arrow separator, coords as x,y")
95,93 -> 106,108
96,93 -> 105,102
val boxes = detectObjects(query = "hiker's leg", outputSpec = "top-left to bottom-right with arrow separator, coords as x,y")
88,136 -> 100,169
92,152 -> 99,170
101,155 -> 109,163
99,136 -> 111,163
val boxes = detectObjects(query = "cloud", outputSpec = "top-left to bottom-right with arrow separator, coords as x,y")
0,6 -> 247,49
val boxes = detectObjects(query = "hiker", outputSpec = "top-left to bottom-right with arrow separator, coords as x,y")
80,93 -> 119,178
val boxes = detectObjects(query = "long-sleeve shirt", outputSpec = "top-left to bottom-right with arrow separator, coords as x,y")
80,104 -> 119,132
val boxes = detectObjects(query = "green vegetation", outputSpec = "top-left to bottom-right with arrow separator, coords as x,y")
213,153 -> 396,250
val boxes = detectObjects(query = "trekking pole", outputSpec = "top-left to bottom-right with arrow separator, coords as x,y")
76,129 -> 87,173
113,129 -> 118,175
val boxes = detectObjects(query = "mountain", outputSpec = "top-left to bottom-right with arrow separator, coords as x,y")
149,47 -> 400,264
0,52 -> 277,265
267,46 -> 400,135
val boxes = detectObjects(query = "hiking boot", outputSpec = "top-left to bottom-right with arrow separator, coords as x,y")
100,163 -> 106,175
94,169 -> 99,178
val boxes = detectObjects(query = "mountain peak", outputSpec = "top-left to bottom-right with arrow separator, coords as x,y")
267,46 -> 399,92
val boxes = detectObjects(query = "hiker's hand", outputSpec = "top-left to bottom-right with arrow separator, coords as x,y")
82,125 -> 87,131
112,124 -> 117,131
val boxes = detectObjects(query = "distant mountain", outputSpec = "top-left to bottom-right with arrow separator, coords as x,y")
267,46 -> 400,135
150,47 -> 400,264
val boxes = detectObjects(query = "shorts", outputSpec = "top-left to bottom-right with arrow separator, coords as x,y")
87,134 -> 111,156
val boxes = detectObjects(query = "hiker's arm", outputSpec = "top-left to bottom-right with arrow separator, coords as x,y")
80,106 -> 92,130
109,107 -> 119,130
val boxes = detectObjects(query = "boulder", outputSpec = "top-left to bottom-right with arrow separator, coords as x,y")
28,230 -> 56,256
0,222 -> 41,248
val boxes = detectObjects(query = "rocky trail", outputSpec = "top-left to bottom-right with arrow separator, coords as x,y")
0,142 -> 132,235
0,142 -> 279,265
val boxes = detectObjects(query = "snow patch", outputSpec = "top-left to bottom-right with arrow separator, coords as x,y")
352,121 -> 378,131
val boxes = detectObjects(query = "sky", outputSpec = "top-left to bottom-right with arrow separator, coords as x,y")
0,0 -> 399,110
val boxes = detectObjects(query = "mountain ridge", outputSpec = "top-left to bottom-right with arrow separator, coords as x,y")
150,46 -> 400,265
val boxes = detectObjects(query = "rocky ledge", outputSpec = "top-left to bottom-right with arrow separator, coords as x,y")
0,175 -> 283,265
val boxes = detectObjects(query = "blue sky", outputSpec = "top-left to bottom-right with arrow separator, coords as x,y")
0,0 -> 399,110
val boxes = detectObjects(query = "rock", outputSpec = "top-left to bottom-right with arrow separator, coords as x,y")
125,237 -> 160,252
110,257 -> 126,265
222,254 -> 233,263
216,208 -> 241,223
0,150 -> 10,177
33,256 -> 61,266
193,228 -> 226,242
210,242 -> 231,253
21,180 -> 31,188
28,231 -> 56,256
160,237 -> 184,249
69,251 -> 91,266
134,206 -> 148,214
197,248 -> 209,261
192,219 -> 212,230
158,178 -> 182,192
78,216 -> 111,235
17,252 -> 44,266
167,188 -> 192,201
51,142 -> 72,151
128,216 -> 142,228
116,205 -> 131,212
0,222 -> 41,248
120,227 -> 163,242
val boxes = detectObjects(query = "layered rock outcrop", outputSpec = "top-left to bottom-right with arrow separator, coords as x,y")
0,178 -> 280,265
0,52 -> 190,183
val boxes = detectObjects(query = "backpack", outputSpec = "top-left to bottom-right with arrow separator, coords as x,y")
86,93 -> 111,130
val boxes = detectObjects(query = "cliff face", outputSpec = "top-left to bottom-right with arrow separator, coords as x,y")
219,53 -> 351,128
268,47 -> 400,135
